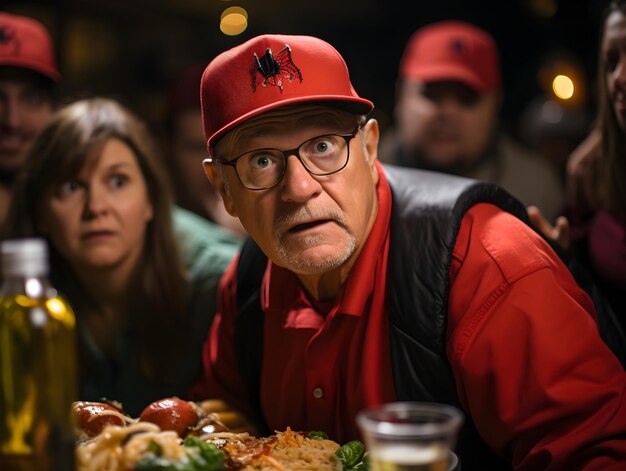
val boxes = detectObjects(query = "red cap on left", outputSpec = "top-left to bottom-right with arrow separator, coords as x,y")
0,12 -> 60,82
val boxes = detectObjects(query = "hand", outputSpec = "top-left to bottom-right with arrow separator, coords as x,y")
527,205 -> 570,250
196,399 -> 259,435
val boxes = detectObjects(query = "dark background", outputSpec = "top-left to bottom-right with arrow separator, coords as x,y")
1,0 -> 612,138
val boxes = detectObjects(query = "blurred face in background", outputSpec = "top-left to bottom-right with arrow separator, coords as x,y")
0,68 -> 53,180
41,138 -> 153,276
603,9 -> 626,132
394,79 -> 499,170
170,107 -> 245,234
170,108 -> 214,215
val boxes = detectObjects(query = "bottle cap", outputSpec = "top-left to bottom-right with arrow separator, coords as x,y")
1,238 -> 49,277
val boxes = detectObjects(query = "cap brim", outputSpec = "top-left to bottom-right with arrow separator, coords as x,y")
403,64 -> 490,92
207,95 -> 373,151
0,58 -> 60,82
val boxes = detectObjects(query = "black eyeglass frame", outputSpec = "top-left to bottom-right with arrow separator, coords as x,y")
209,123 -> 364,191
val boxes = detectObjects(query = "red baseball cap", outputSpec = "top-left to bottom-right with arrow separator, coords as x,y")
200,34 -> 373,151
399,21 -> 500,92
0,12 -> 60,82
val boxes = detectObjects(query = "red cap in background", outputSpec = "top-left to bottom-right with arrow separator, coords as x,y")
0,12 -> 60,82
167,64 -> 205,116
399,21 -> 500,92
200,34 -> 373,151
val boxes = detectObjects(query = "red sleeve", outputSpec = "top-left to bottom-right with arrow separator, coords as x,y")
188,255 -> 254,418
447,203 -> 626,471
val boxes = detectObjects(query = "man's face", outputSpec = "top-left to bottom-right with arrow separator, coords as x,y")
394,80 -> 499,170
170,108 -> 216,215
206,106 -> 380,277
0,68 -> 53,179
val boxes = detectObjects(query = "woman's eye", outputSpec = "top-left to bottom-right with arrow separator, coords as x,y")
110,175 -> 128,188
58,180 -> 81,196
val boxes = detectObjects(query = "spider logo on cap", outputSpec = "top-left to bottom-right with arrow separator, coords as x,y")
0,25 -> 19,55
250,44 -> 303,93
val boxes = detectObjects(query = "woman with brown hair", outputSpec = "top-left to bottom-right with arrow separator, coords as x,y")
529,1 -> 626,331
3,97 -> 240,416
566,0 -> 626,329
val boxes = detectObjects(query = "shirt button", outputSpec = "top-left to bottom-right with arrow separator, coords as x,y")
313,387 -> 324,399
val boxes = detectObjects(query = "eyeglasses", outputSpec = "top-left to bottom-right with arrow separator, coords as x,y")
208,125 -> 362,190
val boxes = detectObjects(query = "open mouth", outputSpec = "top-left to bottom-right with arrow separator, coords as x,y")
288,219 -> 332,233
82,231 -> 114,240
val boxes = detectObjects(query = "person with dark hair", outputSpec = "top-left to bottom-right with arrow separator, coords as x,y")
4,97 -> 239,416
0,12 -> 59,225
190,34 -> 626,470
380,21 -> 565,223
165,64 -> 245,236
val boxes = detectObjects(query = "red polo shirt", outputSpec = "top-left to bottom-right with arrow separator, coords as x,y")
192,163 -> 626,469
192,163 -> 396,442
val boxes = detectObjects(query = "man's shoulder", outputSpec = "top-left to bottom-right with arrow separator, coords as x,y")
455,203 -> 554,284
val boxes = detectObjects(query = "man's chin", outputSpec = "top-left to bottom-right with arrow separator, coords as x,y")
419,152 -> 470,175
276,243 -> 354,275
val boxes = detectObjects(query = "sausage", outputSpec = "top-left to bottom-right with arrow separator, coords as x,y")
139,397 -> 199,437
73,401 -> 126,437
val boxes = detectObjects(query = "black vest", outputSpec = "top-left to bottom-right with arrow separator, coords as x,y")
235,165 -> 626,470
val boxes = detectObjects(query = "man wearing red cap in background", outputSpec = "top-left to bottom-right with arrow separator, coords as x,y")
165,64 -> 245,236
380,21 -> 565,224
0,12 -> 59,225
190,33 -> 626,470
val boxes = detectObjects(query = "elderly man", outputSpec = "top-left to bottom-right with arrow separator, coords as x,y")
191,34 -> 626,470
0,12 -> 59,225
380,21 -> 564,223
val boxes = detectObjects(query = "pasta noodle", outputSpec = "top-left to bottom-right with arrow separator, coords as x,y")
76,422 -> 190,471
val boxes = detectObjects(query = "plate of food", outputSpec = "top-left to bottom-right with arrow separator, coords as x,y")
73,397 -> 368,470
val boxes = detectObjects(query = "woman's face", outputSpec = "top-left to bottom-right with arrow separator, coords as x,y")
603,10 -> 626,132
41,138 -> 153,276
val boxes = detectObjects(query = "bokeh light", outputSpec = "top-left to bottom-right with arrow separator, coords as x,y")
220,6 -> 248,36
552,74 -> 574,100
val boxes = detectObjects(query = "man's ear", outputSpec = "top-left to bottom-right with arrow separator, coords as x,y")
202,159 -> 238,217
363,119 -> 380,184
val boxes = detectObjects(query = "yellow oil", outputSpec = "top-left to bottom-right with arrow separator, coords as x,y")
0,291 -> 77,471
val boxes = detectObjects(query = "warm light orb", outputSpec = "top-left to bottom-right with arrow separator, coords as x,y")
552,75 -> 574,100
220,6 -> 248,36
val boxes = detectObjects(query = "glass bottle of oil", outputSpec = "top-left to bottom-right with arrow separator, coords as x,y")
0,238 -> 77,471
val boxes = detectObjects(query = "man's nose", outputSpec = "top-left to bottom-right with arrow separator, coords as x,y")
437,96 -> 463,116
0,98 -> 21,128
280,153 -> 322,203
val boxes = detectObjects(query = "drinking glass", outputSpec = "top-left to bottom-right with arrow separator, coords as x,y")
356,402 -> 464,471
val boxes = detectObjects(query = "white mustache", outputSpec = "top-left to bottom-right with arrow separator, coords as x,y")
274,206 -> 346,234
